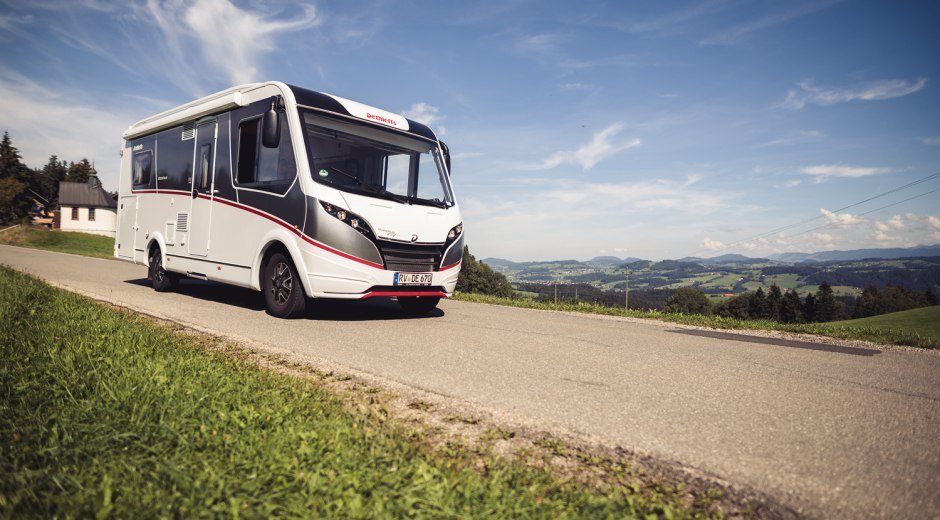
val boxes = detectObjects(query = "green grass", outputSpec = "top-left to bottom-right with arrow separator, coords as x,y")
0,266 -> 717,518
0,226 -> 113,259
829,306 -> 940,339
453,293 -> 939,349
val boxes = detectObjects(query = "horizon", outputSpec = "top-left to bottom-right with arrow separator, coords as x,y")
481,242 -> 940,264
1,1 -> 938,259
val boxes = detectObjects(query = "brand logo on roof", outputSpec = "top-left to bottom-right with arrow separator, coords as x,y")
325,93 -> 409,131
366,112 -> 397,126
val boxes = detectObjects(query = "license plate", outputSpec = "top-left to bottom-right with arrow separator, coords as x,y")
394,272 -> 433,285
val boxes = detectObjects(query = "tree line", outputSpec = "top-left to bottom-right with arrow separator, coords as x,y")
0,132 -> 99,223
664,282 -> 937,323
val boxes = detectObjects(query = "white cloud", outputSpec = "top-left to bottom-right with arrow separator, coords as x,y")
701,2 -> 835,46
0,71 -> 130,190
811,232 -> 834,243
137,0 -> 319,94
904,213 -> 940,230
820,208 -> 867,227
921,136 -> 940,145
801,164 -> 892,182
527,124 -> 641,171
783,77 -> 927,109
701,237 -> 726,251
0,12 -> 33,31
402,102 -> 446,137
784,179 -> 802,188
757,129 -> 826,147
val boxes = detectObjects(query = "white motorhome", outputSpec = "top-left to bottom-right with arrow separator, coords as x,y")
115,82 -> 463,318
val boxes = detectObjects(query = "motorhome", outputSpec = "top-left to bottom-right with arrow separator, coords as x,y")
115,82 -> 463,318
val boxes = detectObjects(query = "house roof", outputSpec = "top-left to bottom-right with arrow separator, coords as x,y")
58,182 -> 116,209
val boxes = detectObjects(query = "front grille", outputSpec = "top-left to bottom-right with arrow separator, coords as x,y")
377,240 -> 443,272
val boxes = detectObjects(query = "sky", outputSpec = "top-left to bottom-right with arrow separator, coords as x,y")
1,0 -> 939,261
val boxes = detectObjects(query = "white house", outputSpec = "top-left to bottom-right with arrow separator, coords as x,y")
56,175 -> 117,237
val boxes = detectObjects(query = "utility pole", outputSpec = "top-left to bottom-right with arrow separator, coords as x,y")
554,282 -> 558,304
624,269 -> 629,312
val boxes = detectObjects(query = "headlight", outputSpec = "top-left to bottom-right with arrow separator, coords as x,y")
320,201 -> 374,238
446,221 -> 463,244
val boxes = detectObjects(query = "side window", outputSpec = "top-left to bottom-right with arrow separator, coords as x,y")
235,110 -> 295,193
236,119 -> 260,184
198,143 -> 211,190
133,150 -> 152,187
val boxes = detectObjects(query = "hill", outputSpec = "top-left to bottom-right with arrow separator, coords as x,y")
769,244 -> 940,263
829,306 -> 940,342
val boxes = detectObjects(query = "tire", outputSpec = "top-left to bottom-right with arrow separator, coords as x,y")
263,252 -> 307,319
149,248 -> 177,292
398,296 -> 440,315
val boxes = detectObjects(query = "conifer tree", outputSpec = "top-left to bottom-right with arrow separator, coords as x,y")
766,284 -> 783,321
65,158 -> 97,184
814,282 -> 841,322
0,132 -> 30,222
748,287 -> 767,319
779,289 -> 802,323
802,293 -> 817,323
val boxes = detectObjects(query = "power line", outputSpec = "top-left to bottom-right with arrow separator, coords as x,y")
785,186 -> 940,239
694,170 -> 940,256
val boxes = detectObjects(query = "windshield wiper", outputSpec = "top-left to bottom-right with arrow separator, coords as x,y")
326,166 -> 360,185
362,185 -> 409,204
409,197 -> 448,209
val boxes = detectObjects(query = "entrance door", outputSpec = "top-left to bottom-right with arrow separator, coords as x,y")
117,195 -> 137,259
189,120 -> 217,256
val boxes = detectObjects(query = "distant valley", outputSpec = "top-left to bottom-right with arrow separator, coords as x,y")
482,244 -> 940,303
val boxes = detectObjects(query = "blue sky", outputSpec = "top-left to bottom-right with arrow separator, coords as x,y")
1,0 -> 938,260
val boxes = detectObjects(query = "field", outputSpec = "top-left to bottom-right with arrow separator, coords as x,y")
0,266 -> 722,517
0,226 -> 113,259
829,306 -> 940,340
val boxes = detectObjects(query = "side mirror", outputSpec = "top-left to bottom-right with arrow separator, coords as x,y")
440,141 -> 451,176
262,100 -> 280,148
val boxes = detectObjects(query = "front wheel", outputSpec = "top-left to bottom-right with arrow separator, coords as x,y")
263,252 -> 307,319
149,249 -> 177,292
398,296 -> 440,315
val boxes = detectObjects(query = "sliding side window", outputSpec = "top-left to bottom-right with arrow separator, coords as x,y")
235,111 -> 295,194
133,150 -> 152,188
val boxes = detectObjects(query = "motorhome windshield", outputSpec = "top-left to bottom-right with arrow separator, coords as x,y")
300,110 -> 454,208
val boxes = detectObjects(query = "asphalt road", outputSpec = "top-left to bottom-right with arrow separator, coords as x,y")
2,245 -> 939,519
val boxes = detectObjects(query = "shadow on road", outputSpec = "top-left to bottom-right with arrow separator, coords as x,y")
668,329 -> 880,356
124,278 -> 444,321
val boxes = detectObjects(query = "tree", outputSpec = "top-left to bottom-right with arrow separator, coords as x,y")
663,287 -> 712,315
766,284 -> 783,321
715,293 -> 751,319
802,293 -> 817,323
779,290 -> 803,323
455,246 -> 514,297
748,287 -> 767,319
33,155 -> 68,209
814,282 -> 843,322
0,132 -> 31,222
925,289 -> 938,307
65,158 -> 97,184
854,285 -> 878,318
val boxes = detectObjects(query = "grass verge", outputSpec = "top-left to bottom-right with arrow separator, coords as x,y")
828,306 -> 940,340
0,226 -> 113,259
453,293 -> 939,349
0,266 -> 731,518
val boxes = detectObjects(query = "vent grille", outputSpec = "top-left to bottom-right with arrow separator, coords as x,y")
182,122 -> 195,140
377,241 -> 443,272
176,212 -> 189,232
